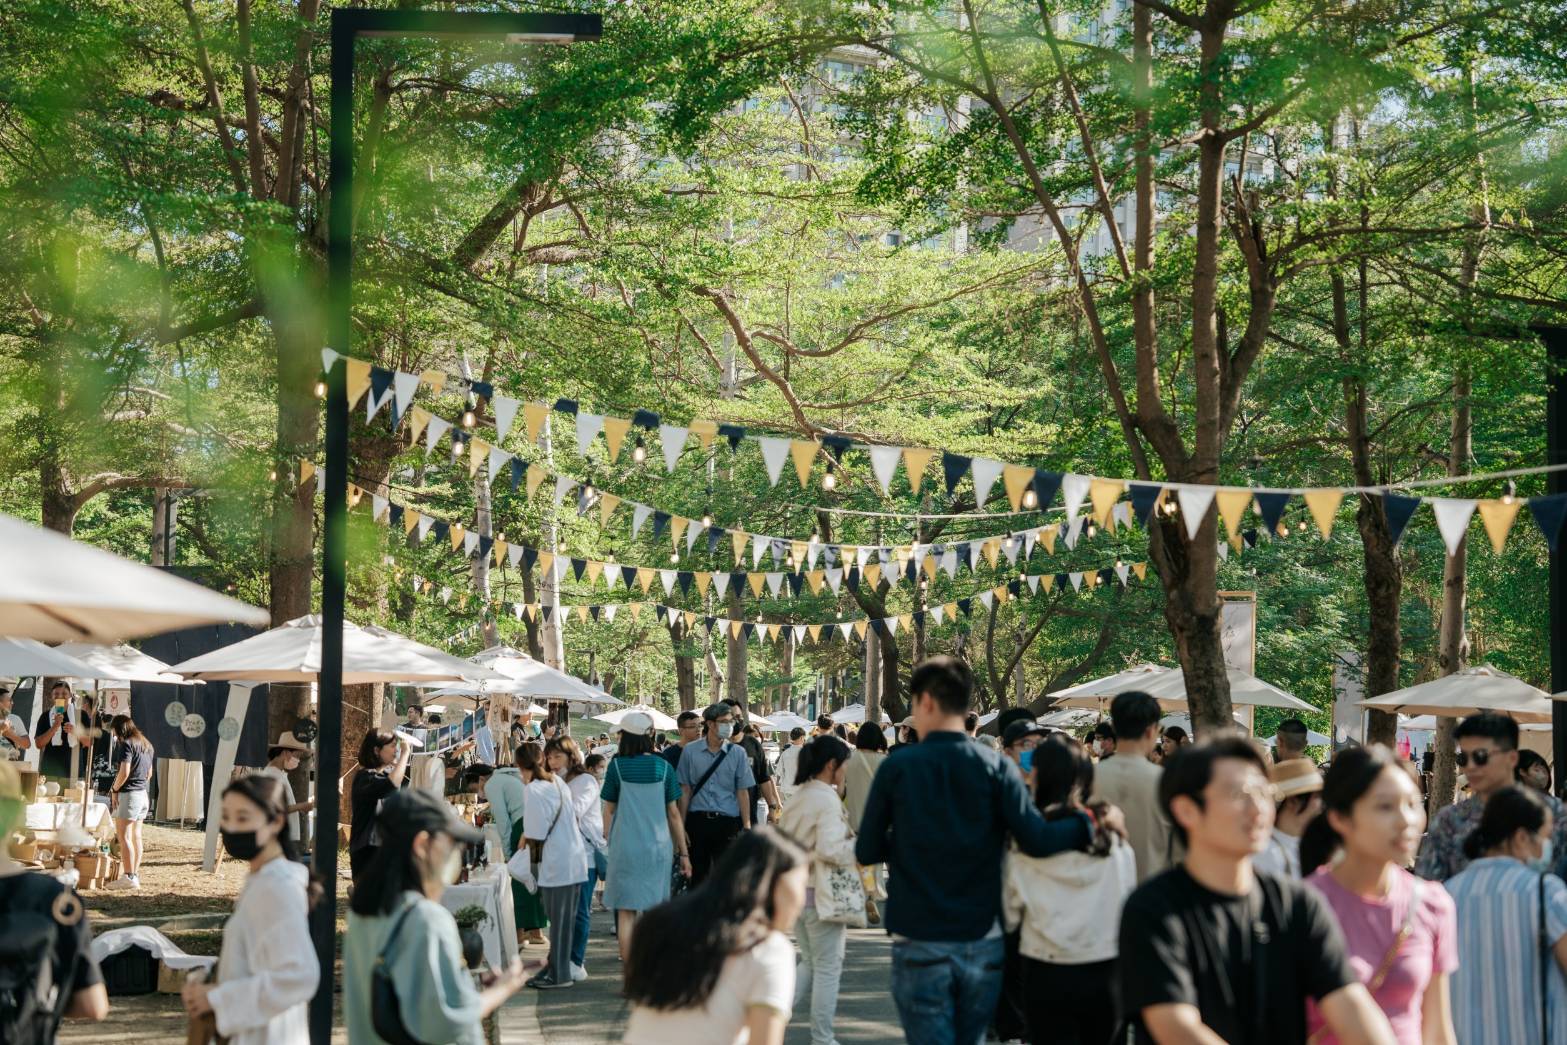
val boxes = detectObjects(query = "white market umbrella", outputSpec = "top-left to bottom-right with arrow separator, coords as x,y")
1360,665 -> 1553,724
0,512 -> 268,643
1160,711 -> 1250,734
1050,663 -> 1170,703
55,643 -> 199,685
1037,707 -> 1103,730
1055,664 -> 1314,713
748,713 -> 780,731
976,710 -> 1000,727
765,711 -> 813,731
594,704 -> 679,731
461,646 -> 622,707
168,615 -> 470,684
359,626 -> 508,684
0,637 -> 101,679
829,703 -> 890,725
418,694 -> 482,713
1262,728 -> 1332,747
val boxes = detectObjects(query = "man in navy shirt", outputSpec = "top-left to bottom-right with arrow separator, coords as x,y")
856,657 -> 1102,1045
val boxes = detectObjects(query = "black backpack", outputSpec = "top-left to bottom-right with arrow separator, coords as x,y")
0,875 -> 69,1045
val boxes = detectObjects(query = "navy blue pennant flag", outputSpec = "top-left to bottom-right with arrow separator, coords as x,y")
1528,493 -> 1567,552
718,423 -> 746,450
846,568 -> 860,593
788,573 -> 804,596
1031,470 -> 1063,512
1098,567 -> 1114,586
522,546 -> 538,570
678,572 -> 694,595
704,616 -> 717,633
1008,579 -> 1022,596
652,511 -> 669,541
477,535 -> 494,558
1254,491 -> 1293,535
622,565 -> 638,588
588,606 -> 601,622
870,618 -> 888,637
821,434 -> 852,460
431,521 -> 450,543
509,458 -> 525,493
1128,483 -> 1163,527
913,610 -> 926,627
541,605 -> 554,621
388,504 -> 403,529
957,597 -> 973,617
957,544 -> 972,569
554,398 -> 578,415
905,559 -> 918,582
1381,494 -> 1422,546
470,380 -> 493,402
943,453 -> 971,495
368,366 -> 394,411
632,409 -> 660,430
708,528 -> 722,555
1242,529 -> 1259,549
730,571 -> 747,592
1054,572 -> 1070,589
743,623 -> 756,640
571,558 -> 587,581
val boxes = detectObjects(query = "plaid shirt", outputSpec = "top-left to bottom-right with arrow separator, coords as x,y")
1415,791 -> 1567,882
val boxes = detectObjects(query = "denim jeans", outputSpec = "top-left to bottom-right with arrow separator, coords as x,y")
794,907 -> 847,1045
890,935 -> 1006,1045
570,866 -> 599,968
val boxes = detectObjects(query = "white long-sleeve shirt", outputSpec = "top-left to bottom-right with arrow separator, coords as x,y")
566,771 -> 607,852
207,857 -> 320,1045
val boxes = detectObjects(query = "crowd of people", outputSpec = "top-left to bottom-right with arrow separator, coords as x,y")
8,659 -> 1567,1045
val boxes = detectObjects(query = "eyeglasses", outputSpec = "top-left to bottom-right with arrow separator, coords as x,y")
1455,748 -> 1498,769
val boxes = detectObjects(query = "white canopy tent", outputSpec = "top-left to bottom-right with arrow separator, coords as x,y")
595,704 -> 679,731
830,703 -> 891,725
1053,664 -> 1314,713
359,626 -> 508,684
55,642 -> 198,687
761,711 -> 813,732
0,637 -> 100,680
423,646 -> 622,707
1359,665 -> 1554,724
0,512 -> 267,643
1262,728 -> 1332,748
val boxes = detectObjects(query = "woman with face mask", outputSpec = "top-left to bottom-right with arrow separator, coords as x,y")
259,732 -> 313,849
510,743 -> 589,990
345,788 -> 539,1045
181,775 -> 320,1044
1298,744 -> 1457,1045
1443,785 -> 1567,1045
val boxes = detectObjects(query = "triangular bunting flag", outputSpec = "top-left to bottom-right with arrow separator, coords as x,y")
1430,498 -> 1477,555
1528,493 -> 1567,552
390,371 -> 420,428
1128,483 -> 1163,527
1382,493 -> 1422,546
1477,497 -> 1521,554
970,458 -> 1005,509
790,440 -> 819,487
1253,491 -> 1292,536
1215,489 -> 1251,537
1061,474 -> 1092,522
1175,486 -> 1216,541
575,412 -> 603,456
598,493 -> 621,525
1304,489 -> 1344,539
758,437 -> 790,486
602,416 -> 632,460
523,403 -> 549,444
902,448 -> 935,494
942,452 -> 971,495
492,395 -> 519,442
1003,465 -> 1033,512
1089,478 -> 1124,526
659,425 -> 688,472
345,357 -> 372,407
869,445 -> 902,496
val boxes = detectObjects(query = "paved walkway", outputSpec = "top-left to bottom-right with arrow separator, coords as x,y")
502,908 -> 902,1043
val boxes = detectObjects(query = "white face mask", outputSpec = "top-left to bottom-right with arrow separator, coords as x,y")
439,842 -> 464,885
716,723 -> 734,740
1530,839 -> 1554,875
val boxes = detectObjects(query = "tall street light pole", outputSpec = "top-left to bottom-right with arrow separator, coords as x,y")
320,10 -> 600,1042
1541,325 -> 1567,799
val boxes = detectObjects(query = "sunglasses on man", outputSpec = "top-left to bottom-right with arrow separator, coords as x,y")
1455,747 -> 1505,768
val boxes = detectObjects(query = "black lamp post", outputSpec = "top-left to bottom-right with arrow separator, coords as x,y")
319,10 -> 600,1042
1541,324 -> 1567,799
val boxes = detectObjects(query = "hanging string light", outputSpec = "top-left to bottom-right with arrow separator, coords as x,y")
314,375 -> 328,399
821,460 -> 838,491
632,435 -> 647,464
1503,480 -> 1516,505
1021,488 -> 1038,510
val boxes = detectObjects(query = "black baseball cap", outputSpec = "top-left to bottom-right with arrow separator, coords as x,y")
1001,719 -> 1049,747
377,787 -> 485,845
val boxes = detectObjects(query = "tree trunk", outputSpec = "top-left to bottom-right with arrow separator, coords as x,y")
1432,367 -> 1473,811
864,628 -> 881,725
880,627 -> 904,722
672,620 -> 697,711
725,589 -> 747,704
1150,514 -> 1231,734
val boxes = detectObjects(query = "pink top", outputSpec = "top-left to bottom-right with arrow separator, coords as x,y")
1305,866 -> 1458,1044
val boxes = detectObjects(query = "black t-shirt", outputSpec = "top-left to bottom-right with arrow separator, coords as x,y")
112,741 -> 153,791
739,735 -> 770,811
1118,866 -> 1356,1045
660,743 -> 684,774
0,869 -> 103,1033
33,706 -> 75,778
349,768 -> 397,852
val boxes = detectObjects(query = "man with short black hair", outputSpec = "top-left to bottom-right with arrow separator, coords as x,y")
1119,737 -> 1395,1045
1092,690 -> 1175,882
815,714 -> 834,736
1000,718 -> 1047,768
857,656 -> 1103,1045
723,699 -> 781,826
1274,718 -> 1309,763
677,704 -> 755,883
1415,711 -> 1567,880
661,710 -> 701,772
1091,721 -> 1117,760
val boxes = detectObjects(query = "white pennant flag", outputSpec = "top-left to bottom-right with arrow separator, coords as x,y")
855,546 -> 873,569
758,437 -> 791,486
1117,563 -> 1130,585
930,605 -> 945,625
632,504 -> 652,537
753,535 -> 769,568
571,413 -> 601,457
604,605 -> 618,623
1218,541 -> 1230,561
512,602 -> 524,621
391,371 -> 420,424
1070,572 -> 1084,591
838,622 -> 853,640
766,573 -> 784,597
1003,536 -> 1021,566
686,521 -> 703,553
1430,498 -> 1477,555
370,494 -> 388,521
1175,486 -> 1216,541
463,531 -> 480,556
713,572 -> 731,598
315,471 -> 324,495
660,426 -> 688,472
941,549 -> 958,576
553,475 -> 574,507
416,515 -> 434,543
1026,574 -> 1041,593
439,587 -> 452,605
604,567 -> 619,591
367,380 -> 395,421
487,448 -> 509,485
492,395 -> 520,442
1062,474 -> 1092,522
970,458 -> 1005,509
321,347 -> 341,371
425,416 -> 452,454
660,570 -> 676,596
1023,530 -> 1038,559
1065,516 -> 1085,550
825,568 -> 842,593
868,445 -> 902,495
1113,502 -> 1131,529
807,541 -> 823,570
508,545 -> 523,568
978,590 -> 995,609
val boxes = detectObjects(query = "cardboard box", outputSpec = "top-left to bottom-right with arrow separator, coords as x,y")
156,961 -> 187,994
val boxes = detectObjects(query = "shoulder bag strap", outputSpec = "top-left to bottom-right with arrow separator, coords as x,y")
1541,872 -> 1549,1045
1305,880 -> 1421,1045
688,746 -> 729,806
378,899 -> 419,967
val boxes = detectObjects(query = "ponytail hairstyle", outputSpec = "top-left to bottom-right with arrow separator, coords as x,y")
223,774 -> 323,910
1032,733 -> 1120,856
110,714 -> 152,753
794,735 -> 852,787
1461,784 -> 1550,861
1299,744 -> 1403,875
515,740 -> 554,783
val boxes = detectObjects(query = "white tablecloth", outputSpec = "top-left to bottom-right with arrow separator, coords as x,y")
439,863 -> 519,972
155,758 -> 205,821
25,801 -> 110,833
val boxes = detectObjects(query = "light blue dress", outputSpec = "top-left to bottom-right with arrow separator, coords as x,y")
602,754 -> 677,912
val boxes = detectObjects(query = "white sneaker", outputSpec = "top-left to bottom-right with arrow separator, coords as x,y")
570,963 -> 587,983
104,877 -> 135,890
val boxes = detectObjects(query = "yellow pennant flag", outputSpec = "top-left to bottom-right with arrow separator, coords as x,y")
730,620 -> 743,639
922,555 -> 938,580
790,540 -> 807,567
586,560 -> 604,585
1216,489 -> 1252,537
983,539 -> 1001,569
1003,465 -> 1034,512
684,610 -> 697,628
628,603 -> 643,621
807,624 -> 823,643
602,416 -> 632,460
1042,575 -> 1055,592
902,448 -> 935,494
493,538 -> 507,565
1133,562 -> 1148,581
1303,489 -> 1345,540
1040,525 -> 1057,556
670,516 -> 689,549
1477,498 -> 1522,554
1089,479 -> 1125,526
748,573 -> 766,598
408,407 -> 431,445
449,524 -> 465,551
899,613 -> 913,631
598,493 -> 621,525
853,620 -> 868,639
523,604 -> 537,622
637,568 -> 654,594
695,572 -> 712,597
689,419 -> 718,450
523,403 -> 549,444
419,369 -> 446,395
299,460 -> 316,486
403,509 -> 420,536
345,358 -> 372,407
575,605 -> 589,623
806,570 -> 824,594
538,552 -> 554,575
467,438 -> 487,478
1229,532 -> 1244,552
790,440 -> 819,487
347,484 -> 363,508
731,530 -> 749,563
943,601 -> 958,618
526,464 -> 547,498
863,564 -> 882,589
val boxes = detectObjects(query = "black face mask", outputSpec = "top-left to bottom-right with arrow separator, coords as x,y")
221,829 -> 264,860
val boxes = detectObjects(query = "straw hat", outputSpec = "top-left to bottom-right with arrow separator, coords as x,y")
1269,758 -> 1324,800
270,731 -> 310,754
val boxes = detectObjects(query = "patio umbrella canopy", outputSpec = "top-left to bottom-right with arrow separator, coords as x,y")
54,642 -> 198,685
829,703 -> 891,725
0,512 -> 268,643
359,626 -> 509,684
1053,664 -> 1314,713
1361,665 -> 1554,724
457,646 -> 623,706
595,704 -> 679,731
763,711 -> 813,731
0,637 -> 102,680
167,615 -> 469,685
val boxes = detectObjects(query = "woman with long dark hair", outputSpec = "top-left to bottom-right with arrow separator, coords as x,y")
602,712 -> 691,963
1443,785 -> 1567,1044
180,775 -> 320,1044
513,742 -> 588,990
1002,733 -> 1134,1045
1299,744 -> 1456,1045
348,727 -> 411,883
344,788 -> 536,1044
843,721 -> 888,834
623,829 -> 808,1045
778,735 -> 858,1045
545,735 -> 607,982
105,714 -> 153,890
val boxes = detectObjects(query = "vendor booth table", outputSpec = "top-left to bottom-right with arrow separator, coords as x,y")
439,862 -> 519,972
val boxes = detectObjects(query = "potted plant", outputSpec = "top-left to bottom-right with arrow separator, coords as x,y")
451,905 -> 489,970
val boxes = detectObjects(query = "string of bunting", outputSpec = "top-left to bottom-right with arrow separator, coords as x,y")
323,348 -> 1567,556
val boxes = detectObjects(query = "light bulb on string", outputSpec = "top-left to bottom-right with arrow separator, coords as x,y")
1277,522 -> 1289,538
1296,520 -> 1307,533
670,551 -> 680,564
1086,522 -> 1097,538
1022,488 -> 1038,510
632,436 -> 647,464
822,461 -> 838,491
268,468 -> 278,482
1502,480 -> 1516,505
461,409 -> 476,429
314,376 -> 328,399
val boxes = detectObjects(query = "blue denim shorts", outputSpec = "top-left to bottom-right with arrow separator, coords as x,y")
114,789 -> 149,822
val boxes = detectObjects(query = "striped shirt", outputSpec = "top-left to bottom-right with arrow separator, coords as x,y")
1444,856 -> 1567,1045
600,753 -> 681,804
